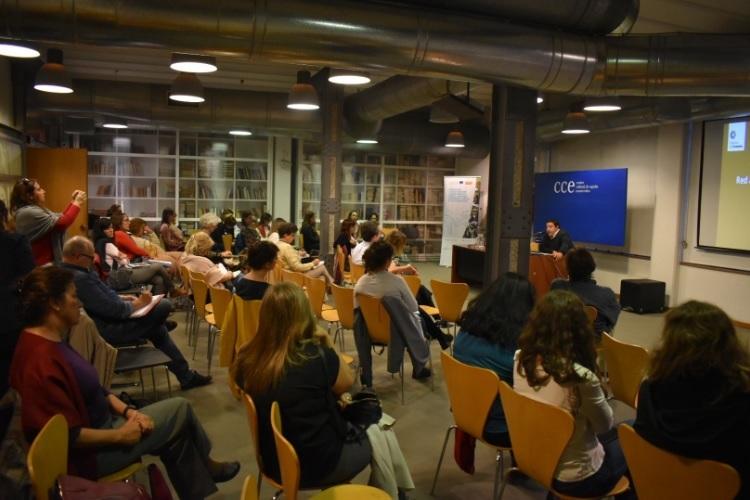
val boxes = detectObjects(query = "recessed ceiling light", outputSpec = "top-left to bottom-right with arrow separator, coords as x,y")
0,42 -> 40,58
445,129 -> 465,148
170,53 -> 218,73
288,70 -> 320,111
229,130 -> 252,136
328,69 -> 371,85
35,48 -> 73,94
169,72 -> 205,103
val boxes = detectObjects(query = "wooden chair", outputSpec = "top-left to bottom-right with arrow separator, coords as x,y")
206,285 -> 233,373
178,265 -> 196,341
402,275 -> 421,298
601,333 -> 649,408
349,256 -> 365,283
222,233 -> 233,252
281,269 -> 306,288
304,275 -> 339,333
431,353 -> 511,498
28,414 -> 142,500
330,284 -> 355,350
618,423 -> 740,500
312,485 -> 390,499
583,305 -> 598,325
497,381 -> 629,499
335,245 -> 352,284
428,280 -> 469,336
235,296 -> 263,348
242,475 -> 259,500
242,394 -> 283,498
270,261 -> 284,285
190,277 -> 218,373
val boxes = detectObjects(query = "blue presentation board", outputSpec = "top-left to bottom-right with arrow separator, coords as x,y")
533,168 -> 628,247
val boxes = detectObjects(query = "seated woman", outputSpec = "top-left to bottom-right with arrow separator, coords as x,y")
333,219 -> 357,284
181,232 -> 235,288
266,217 -> 286,245
233,283 -> 413,496
276,223 -> 334,284
454,273 -> 535,447
383,230 -> 438,308
93,218 -> 183,297
514,290 -> 629,499
551,248 -> 619,336
159,208 -> 186,251
233,211 -> 261,254
300,211 -> 320,256
10,266 -> 239,499
634,301 -> 750,499
128,217 -> 182,269
235,241 -> 278,301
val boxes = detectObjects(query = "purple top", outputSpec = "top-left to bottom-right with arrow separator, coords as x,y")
58,341 -> 111,430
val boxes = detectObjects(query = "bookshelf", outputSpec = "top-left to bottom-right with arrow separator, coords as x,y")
82,129 -> 271,231
296,143 -> 455,260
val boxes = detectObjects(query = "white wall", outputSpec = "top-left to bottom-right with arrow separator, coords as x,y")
457,123 -> 750,323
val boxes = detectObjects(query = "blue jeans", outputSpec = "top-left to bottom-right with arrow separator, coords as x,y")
552,427 -> 632,498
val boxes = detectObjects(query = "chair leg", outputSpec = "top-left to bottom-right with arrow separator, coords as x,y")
497,468 -> 514,500
138,369 -> 145,399
400,361 -> 405,405
430,425 -> 457,495
493,449 -> 504,500
165,366 -> 172,397
272,490 -> 284,500
207,326 -> 217,375
192,318 -> 201,360
151,367 -> 158,401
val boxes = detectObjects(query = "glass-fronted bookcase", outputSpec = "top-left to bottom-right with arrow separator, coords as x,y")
298,143 -> 454,261
81,129 -> 271,232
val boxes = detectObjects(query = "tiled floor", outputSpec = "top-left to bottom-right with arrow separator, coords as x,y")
123,263 -> 749,499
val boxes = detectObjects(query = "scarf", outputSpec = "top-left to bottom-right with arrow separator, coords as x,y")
14,204 -> 64,263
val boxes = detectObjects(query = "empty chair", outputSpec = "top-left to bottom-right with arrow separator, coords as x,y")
601,333 -> 649,408
429,280 -> 469,335
618,424 -> 740,500
431,353 -> 511,498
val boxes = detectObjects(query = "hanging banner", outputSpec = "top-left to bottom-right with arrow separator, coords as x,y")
440,176 -> 481,266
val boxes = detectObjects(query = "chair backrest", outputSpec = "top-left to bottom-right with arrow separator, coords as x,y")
241,475 -> 259,500
209,285 -> 233,328
235,296 -> 263,348
178,265 -> 192,292
28,414 -> 68,500
270,261 -> 284,284
441,352 -> 502,441
601,333 -> 649,408
281,269 -> 305,288
222,233 -> 233,252
191,276 -> 210,317
330,284 -> 355,330
498,381 -> 574,490
618,424 -> 740,500
402,275 -> 421,298
357,293 -> 391,345
242,394 -> 269,480
303,275 -> 327,319
430,279 -> 469,323
349,256 -> 365,283
271,401 -> 301,500
584,305 -> 598,325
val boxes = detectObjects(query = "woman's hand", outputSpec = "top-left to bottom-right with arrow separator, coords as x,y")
117,414 -> 143,445
132,411 -> 155,435
71,190 -> 87,205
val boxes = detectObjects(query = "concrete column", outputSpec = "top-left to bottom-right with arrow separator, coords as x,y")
483,85 -> 537,287
318,75 -> 344,257
272,136 -> 293,221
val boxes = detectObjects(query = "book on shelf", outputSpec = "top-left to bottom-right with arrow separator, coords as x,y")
95,184 -> 113,196
88,160 -> 115,175
237,164 -> 268,181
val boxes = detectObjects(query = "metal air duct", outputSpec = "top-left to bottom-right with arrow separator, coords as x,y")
3,0 -> 750,96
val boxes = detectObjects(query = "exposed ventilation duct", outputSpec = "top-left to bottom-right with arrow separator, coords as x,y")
4,0 -> 750,96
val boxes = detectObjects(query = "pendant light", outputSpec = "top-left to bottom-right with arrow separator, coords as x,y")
537,94 -> 544,104
583,97 -> 621,112
229,130 -> 252,136
445,129 -> 465,148
102,116 -> 128,129
35,48 -> 73,94
328,69 -> 371,85
288,70 -> 320,110
0,40 -> 40,58
356,138 -> 378,144
169,72 -> 205,103
170,53 -> 218,73
561,103 -> 590,135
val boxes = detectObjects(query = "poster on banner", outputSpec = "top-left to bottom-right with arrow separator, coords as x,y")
439,176 -> 481,266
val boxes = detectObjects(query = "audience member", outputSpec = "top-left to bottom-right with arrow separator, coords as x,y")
195,212 -> 232,262
233,283 -> 414,496
551,248 -> 620,336
634,300 -> 750,499
210,214 -> 236,252
351,221 -> 380,265
181,232 -> 235,287
514,290 -> 629,499
159,208 -> 185,251
11,177 -> 85,265
300,211 -> 320,256
384,230 -> 416,275
368,212 -> 379,224
110,212 -> 150,261
454,273 -> 535,447
333,219 -> 357,284
105,204 -> 123,217
277,223 -> 334,283
11,266 -> 238,499
258,212 -> 272,239
347,210 -> 360,238
233,211 -> 261,254
235,242 -> 278,301
61,237 -> 211,390
128,218 -> 182,268
267,217 -> 286,244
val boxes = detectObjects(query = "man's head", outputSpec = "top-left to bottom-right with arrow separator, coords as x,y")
360,221 -> 380,243
363,240 -> 394,273
566,247 -> 596,282
278,223 -> 298,243
63,236 -> 97,269
545,219 -> 560,237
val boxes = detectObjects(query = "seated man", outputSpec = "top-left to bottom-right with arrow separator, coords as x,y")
351,221 -> 381,266
551,247 -> 620,336
61,236 -> 211,390
276,223 -> 334,283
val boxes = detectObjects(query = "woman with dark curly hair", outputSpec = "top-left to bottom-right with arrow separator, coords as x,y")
514,290 -> 630,499
634,301 -> 750,499
453,273 -> 535,447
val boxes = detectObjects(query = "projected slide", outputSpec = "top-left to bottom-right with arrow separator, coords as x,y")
533,168 -> 628,247
699,119 -> 750,252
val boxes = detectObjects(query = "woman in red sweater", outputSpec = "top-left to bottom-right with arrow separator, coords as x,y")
11,178 -> 85,265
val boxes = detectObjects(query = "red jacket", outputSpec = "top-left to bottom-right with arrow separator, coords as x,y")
114,230 -> 149,260
10,331 -> 97,478
31,202 -> 80,265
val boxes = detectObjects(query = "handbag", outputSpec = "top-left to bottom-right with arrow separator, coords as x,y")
57,474 -> 150,499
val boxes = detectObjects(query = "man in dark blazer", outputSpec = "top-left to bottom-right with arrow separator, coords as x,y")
540,219 -> 574,260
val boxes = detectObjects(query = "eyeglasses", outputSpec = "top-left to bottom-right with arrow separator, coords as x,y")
79,253 -> 95,261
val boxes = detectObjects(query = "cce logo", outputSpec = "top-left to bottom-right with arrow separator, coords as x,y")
553,180 -> 576,193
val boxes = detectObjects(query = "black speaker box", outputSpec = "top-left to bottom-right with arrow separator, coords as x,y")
619,279 -> 665,314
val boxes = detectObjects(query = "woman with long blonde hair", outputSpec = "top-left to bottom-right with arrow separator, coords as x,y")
232,283 -> 371,488
180,232 -> 234,287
